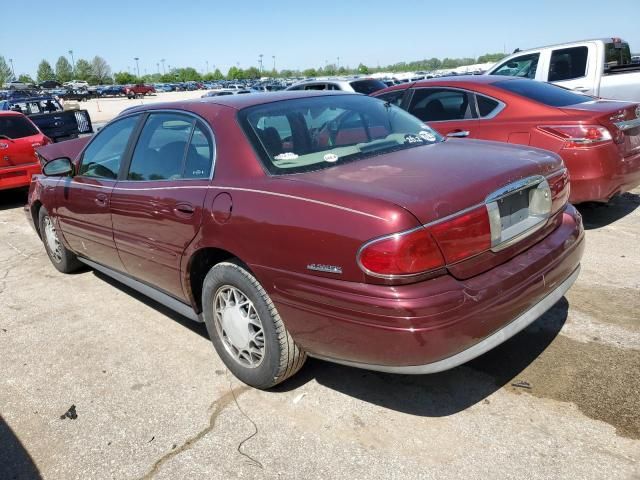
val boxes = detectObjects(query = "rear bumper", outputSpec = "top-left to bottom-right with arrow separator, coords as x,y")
254,204 -> 584,371
0,163 -> 41,191
564,145 -> 640,203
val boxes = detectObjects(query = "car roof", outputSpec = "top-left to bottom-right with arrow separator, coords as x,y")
123,90 -> 356,115
0,110 -> 25,117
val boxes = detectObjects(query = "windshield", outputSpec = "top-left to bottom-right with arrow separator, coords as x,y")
493,79 -> 592,107
239,95 -> 443,175
0,115 -> 39,139
349,79 -> 387,94
605,41 -> 632,68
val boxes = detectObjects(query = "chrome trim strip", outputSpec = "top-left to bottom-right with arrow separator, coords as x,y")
78,257 -> 201,322
485,175 -> 545,203
614,117 -> 640,131
310,265 -> 580,374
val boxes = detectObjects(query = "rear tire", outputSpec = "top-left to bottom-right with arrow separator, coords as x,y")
38,208 -> 82,274
202,261 -> 306,389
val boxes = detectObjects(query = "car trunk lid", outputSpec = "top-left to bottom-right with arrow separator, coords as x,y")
561,100 -> 640,157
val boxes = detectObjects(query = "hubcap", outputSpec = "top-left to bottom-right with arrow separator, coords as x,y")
213,285 -> 265,368
43,216 -> 62,263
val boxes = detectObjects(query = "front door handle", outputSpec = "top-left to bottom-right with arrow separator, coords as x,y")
447,130 -> 470,138
94,193 -> 108,207
173,202 -> 195,218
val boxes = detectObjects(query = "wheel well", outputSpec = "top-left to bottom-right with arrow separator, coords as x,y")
31,201 -> 43,238
187,247 -> 239,313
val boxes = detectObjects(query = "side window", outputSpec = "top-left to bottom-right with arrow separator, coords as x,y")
305,84 -> 327,91
491,53 -> 540,79
127,113 -> 194,181
548,47 -> 588,81
376,90 -> 405,106
409,89 -> 474,122
79,115 -> 139,179
476,95 -> 502,118
184,121 -> 214,179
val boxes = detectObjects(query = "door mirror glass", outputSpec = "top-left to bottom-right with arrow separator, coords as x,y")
43,157 -> 74,176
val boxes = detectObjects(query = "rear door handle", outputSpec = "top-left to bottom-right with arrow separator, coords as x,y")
173,202 -> 195,218
94,193 -> 108,207
447,130 -> 470,138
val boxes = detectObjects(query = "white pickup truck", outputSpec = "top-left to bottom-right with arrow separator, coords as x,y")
485,37 -> 640,102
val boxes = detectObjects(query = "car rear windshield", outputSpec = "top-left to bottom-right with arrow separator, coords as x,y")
239,94 -> 443,174
493,79 -> 592,107
0,115 -> 39,139
604,41 -> 632,68
349,79 -> 387,94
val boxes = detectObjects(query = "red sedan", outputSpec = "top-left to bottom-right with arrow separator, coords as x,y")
373,76 -> 640,203
0,111 -> 50,191
27,92 -> 583,388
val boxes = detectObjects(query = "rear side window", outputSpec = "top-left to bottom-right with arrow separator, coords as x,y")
128,113 -> 193,181
0,115 -> 38,139
375,90 -> 406,107
548,47 -> 588,81
476,95 -> 501,118
494,79 -> 591,107
408,88 -> 474,122
491,53 -> 540,79
304,84 -> 328,91
349,79 -> 387,94
184,122 -> 214,179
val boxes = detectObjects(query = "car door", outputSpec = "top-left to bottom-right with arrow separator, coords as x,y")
55,114 -> 141,270
405,87 -> 477,138
546,44 -> 597,95
109,112 -> 215,300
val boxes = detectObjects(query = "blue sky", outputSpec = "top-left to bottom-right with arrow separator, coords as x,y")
2,0 -> 639,76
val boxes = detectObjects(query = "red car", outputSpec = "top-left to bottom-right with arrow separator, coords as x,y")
27,92 -> 583,389
0,111 -> 50,191
373,76 -> 640,203
124,84 -> 155,99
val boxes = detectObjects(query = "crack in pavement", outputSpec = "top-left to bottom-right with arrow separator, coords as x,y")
137,385 -> 251,480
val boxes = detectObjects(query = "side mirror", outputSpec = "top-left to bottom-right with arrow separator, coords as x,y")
42,157 -> 74,177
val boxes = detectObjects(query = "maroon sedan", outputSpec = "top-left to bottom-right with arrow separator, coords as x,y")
27,92 -> 583,389
373,76 -> 640,203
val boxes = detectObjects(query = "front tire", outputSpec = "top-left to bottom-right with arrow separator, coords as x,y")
38,208 -> 82,273
202,261 -> 306,389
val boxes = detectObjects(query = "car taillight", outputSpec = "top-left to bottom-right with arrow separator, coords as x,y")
358,228 -> 444,277
538,125 -> 612,148
430,206 -> 490,263
358,206 -> 491,277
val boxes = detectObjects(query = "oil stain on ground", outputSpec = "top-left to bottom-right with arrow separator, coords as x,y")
472,328 -> 640,439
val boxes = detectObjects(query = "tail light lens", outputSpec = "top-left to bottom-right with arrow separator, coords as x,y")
358,207 -> 491,278
538,125 -> 612,148
358,228 -> 444,277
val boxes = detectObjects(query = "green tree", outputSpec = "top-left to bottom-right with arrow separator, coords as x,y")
114,71 -> 137,84
0,56 -> 13,85
244,66 -> 260,79
226,66 -> 243,80
18,74 -> 35,84
302,68 -> 317,77
477,52 -> 507,63
37,60 -> 56,83
55,56 -> 73,83
357,63 -> 369,74
91,56 -> 111,84
74,59 -> 92,81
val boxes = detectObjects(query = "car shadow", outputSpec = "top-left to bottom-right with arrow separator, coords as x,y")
0,416 -> 43,480
577,191 -> 640,230
91,271 -> 209,340
0,188 -> 28,212
274,298 -> 569,417
89,266 -> 568,416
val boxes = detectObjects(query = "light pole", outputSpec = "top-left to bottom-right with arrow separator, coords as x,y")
272,55 -> 275,72
337,56 -> 340,70
68,50 -> 75,74
134,57 -> 140,78
206,61 -> 209,73
161,59 -> 166,75
157,62 -> 160,75
258,54 -> 263,74
8,58 -> 15,79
